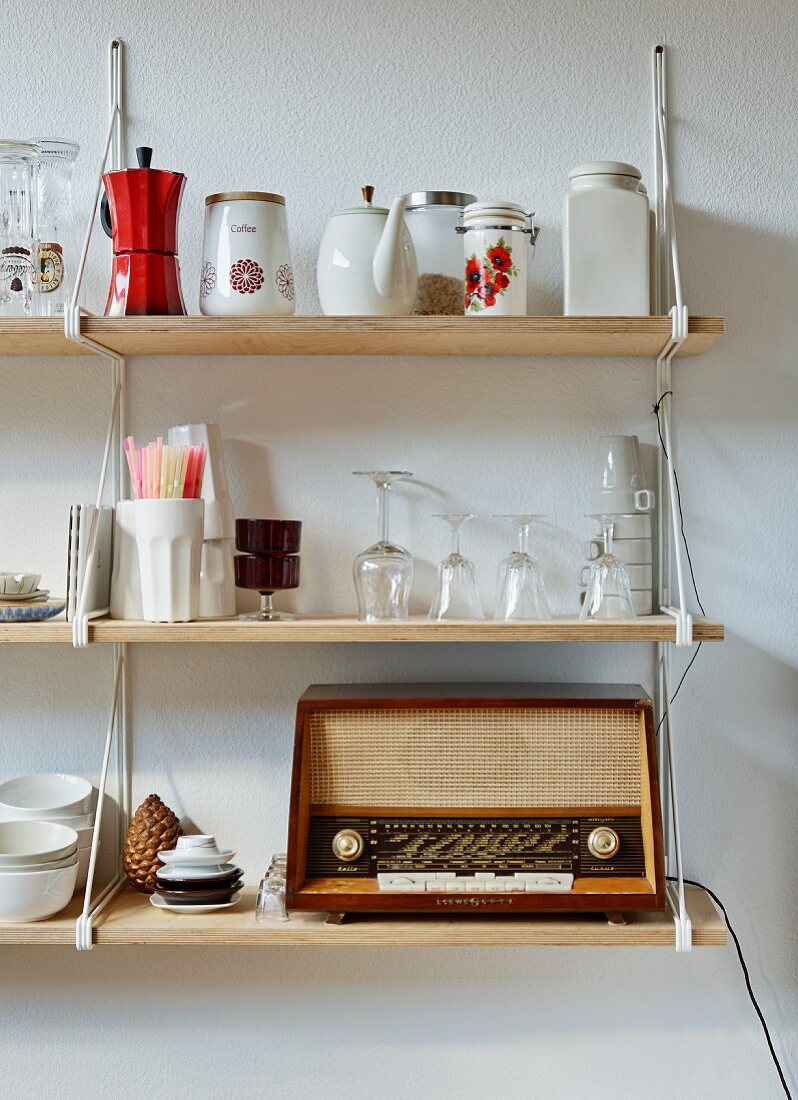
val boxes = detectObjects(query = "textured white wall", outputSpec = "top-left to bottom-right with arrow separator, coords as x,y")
1,1 -> 797,1097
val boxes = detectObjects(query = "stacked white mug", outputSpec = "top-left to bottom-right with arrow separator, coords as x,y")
585,436 -> 655,615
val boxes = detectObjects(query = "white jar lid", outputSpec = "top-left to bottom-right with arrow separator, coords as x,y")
462,200 -> 529,225
568,161 -> 642,180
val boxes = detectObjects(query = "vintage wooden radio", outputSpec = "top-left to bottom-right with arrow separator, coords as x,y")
287,683 -> 665,916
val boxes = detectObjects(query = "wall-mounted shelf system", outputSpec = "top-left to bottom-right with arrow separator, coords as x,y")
0,885 -> 726,947
1,43 -> 724,952
0,315 -> 723,358
0,614 -> 725,645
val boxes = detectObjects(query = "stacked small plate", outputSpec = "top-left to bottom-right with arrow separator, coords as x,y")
0,773 -> 97,892
0,820 -> 79,922
153,835 -> 242,913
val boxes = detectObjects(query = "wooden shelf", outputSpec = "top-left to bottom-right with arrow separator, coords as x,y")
0,315 -> 724,358
0,613 -> 725,645
0,885 -> 726,947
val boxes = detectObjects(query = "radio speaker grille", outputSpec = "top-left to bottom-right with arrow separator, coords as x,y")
309,707 -> 641,807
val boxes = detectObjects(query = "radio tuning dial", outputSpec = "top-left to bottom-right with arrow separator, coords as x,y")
332,829 -> 365,862
587,826 -> 620,860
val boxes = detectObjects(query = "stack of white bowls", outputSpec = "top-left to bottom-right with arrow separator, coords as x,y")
0,773 -> 96,894
0,820 -> 79,921
585,435 -> 655,615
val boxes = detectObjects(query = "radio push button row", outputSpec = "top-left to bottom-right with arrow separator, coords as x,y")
587,827 -> 620,860
331,829 -> 365,862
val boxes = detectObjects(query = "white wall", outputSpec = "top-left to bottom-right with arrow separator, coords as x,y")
1,1 -> 796,1097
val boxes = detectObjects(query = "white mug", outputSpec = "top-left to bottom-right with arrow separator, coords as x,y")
200,192 -> 295,317
586,537 -> 652,564
593,435 -> 649,493
134,499 -> 204,623
110,500 -> 142,620
591,487 -> 655,513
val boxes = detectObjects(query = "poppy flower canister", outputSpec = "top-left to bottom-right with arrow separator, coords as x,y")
457,201 -> 540,316
200,191 -> 295,316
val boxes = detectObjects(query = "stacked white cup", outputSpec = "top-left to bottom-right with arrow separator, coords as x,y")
167,423 -> 236,619
586,436 -> 655,615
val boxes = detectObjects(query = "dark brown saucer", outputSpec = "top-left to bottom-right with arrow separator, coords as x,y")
156,884 -> 242,904
155,867 -> 242,890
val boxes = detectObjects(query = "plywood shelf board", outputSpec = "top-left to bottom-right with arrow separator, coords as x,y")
0,614 -> 725,645
0,885 -> 726,947
0,316 -> 724,357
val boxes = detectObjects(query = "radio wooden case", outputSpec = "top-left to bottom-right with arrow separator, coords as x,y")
286,683 -> 665,915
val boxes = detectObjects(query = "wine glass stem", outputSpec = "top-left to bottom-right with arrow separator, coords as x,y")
517,524 -> 529,554
377,481 -> 390,544
450,524 -> 461,556
259,592 -> 275,619
602,521 -> 613,555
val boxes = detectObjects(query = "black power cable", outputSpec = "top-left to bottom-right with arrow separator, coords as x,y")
667,877 -> 792,1098
652,395 -> 791,1096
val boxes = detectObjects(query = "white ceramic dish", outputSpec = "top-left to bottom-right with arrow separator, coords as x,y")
0,863 -> 78,922
156,862 -> 238,882
0,588 -> 49,602
0,820 -> 80,865
149,891 -> 241,914
0,572 -> 40,595
0,852 -> 78,873
0,600 -> 66,622
157,848 -> 235,868
0,773 -> 93,817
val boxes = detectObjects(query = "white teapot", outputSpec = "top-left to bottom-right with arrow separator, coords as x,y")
317,186 -> 417,316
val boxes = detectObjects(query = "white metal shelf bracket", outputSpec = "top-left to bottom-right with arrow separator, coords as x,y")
652,44 -> 694,951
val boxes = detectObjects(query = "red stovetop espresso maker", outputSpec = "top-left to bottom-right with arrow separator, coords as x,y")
100,146 -> 186,315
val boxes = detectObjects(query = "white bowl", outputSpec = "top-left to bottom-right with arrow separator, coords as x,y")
0,863 -> 78,922
0,852 -> 78,873
74,845 -> 92,892
0,820 -> 79,866
0,773 -> 93,817
0,572 -> 41,595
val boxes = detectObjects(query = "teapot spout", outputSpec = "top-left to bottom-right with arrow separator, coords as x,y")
373,195 -> 408,298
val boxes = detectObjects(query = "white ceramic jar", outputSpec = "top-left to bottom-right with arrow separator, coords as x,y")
459,201 -> 538,316
403,191 -> 476,314
563,162 -> 650,316
200,191 -> 295,316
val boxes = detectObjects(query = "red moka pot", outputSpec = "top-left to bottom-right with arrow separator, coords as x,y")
101,147 -> 186,316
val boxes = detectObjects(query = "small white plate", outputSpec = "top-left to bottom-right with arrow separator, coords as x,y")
0,589 -> 49,602
150,892 -> 241,914
156,862 -> 239,882
0,601 -> 66,622
157,848 -> 235,867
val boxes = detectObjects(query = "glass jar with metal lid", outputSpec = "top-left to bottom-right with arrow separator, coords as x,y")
0,140 -> 39,317
35,139 -> 79,317
403,190 -> 476,314
458,200 -> 539,316
200,190 -> 294,316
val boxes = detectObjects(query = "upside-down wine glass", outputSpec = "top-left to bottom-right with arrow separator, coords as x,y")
579,515 -> 636,620
428,513 -> 484,620
353,471 -> 414,621
493,514 -> 551,620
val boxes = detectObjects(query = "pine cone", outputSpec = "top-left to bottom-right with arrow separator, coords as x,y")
123,794 -> 182,893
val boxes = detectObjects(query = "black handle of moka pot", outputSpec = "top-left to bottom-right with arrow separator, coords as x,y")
99,147 -> 154,237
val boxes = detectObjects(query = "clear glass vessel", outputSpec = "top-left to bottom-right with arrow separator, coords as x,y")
353,471 -> 414,621
428,513 -> 483,620
493,515 -> 551,620
0,140 -> 39,317
579,516 -> 636,620
34,139 -> 79,316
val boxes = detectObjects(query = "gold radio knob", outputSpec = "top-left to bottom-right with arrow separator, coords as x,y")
587,826 -> 620,860
332,829 -> 364,862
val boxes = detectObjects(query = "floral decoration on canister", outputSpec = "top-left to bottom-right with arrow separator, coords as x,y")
230,258 -> 265,294
275,264 -> 294,301
465,237 -> 517,311
200,261 -> 217,299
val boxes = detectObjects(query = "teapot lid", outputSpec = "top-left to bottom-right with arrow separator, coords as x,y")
335,184 -> 389,215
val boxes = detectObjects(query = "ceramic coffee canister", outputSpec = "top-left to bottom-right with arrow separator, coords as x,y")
317,186 -> 417,316
200,192 -> 295,316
